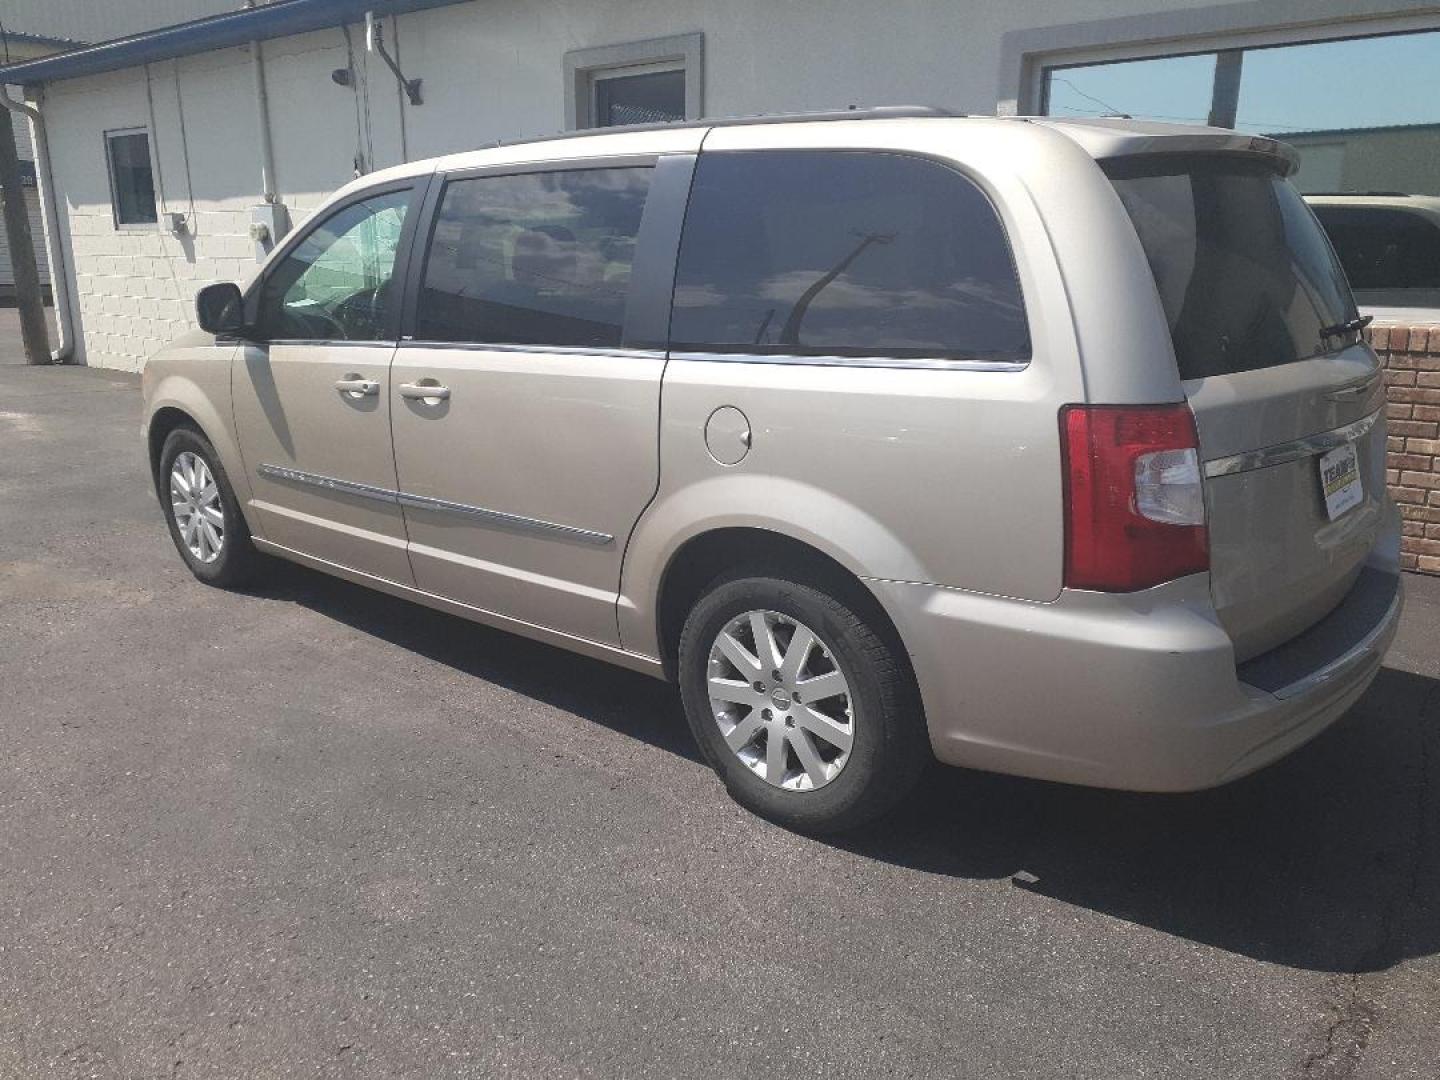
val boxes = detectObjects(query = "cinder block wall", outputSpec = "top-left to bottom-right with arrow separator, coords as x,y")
1369,324 -> 1440,575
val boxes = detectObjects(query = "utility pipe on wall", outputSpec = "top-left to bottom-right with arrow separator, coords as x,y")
251,38 -> 278,203
0,88 -> 74,364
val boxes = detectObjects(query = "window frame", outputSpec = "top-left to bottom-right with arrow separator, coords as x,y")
397,154 -> 695,355
242,175 -> 430,347
664,148 -> 1033,372
103,126 -> 159,230
563,33 -> 703,131
998,2 -> 1440,119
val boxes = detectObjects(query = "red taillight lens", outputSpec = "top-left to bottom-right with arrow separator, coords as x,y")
1060,404 -> 1209,592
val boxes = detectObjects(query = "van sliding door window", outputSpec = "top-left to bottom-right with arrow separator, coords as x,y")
414,168 -> 654,349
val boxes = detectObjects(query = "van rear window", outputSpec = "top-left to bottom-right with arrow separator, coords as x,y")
1106,157 -> 1359,380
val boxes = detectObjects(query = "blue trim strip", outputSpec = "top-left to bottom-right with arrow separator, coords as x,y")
0,0 -> 466,86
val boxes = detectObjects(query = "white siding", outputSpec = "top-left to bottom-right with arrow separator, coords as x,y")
26,0 -> 1303,369
0,0 -> 234,45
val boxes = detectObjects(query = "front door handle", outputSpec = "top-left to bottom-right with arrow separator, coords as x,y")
398,381 -> 451,404
334,376 -> 380,398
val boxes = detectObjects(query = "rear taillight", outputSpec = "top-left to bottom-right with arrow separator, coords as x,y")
1060,404 -> 1209,592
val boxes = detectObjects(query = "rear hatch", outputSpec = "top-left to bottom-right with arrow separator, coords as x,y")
1106,155 -> 1387,661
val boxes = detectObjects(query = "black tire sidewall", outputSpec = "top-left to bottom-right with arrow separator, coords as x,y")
157,427 -> 255,588
678,573 -> 923,833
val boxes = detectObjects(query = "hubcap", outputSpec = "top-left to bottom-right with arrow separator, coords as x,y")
706,609 -> 855,791
169,451 -> 224,564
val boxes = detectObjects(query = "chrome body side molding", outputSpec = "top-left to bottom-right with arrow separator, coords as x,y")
256,464 -> 614,546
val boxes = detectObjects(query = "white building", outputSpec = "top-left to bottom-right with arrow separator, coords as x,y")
1,0 -> 1437,370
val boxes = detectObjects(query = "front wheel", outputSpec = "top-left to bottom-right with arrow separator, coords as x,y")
678,571 -> 930,834
157,426 -> 263,589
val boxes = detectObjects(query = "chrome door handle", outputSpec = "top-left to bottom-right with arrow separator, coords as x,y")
334,376 -> 380,398
398,382 -> 450,402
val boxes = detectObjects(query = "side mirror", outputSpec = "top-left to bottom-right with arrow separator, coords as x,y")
196,281 -> 245,336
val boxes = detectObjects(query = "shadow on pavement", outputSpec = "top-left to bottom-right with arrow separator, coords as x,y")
261,558 -> 1438,975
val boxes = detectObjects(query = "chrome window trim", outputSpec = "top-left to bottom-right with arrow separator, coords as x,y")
668,350 -> 1030,372
1202,407 -> 1383,479
255,464 -> 613,546
398,340 -> 665,360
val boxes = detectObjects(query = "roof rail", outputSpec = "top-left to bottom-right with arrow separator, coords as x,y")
474,105 -> 961,152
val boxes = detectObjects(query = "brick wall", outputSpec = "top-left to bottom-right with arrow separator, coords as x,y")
1368,324 -> 1440,575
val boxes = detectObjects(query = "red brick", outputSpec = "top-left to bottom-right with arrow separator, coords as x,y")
1401,551 -> 1419,571
1415,405 -> 1440,422
1387,436 -> 1406,453
1388,402 -> 1414,420
1420,371 -> 1440,389
1403,521 -> 1425,537
1393,485 -> 1430,505
1419,554 -> 1440,574
1388,387 -> 1440,404
1427,523 -> 1440,540
1391,328 -> 1413,352
1391,453 -> 1433,471
1417,354 -> 1440,372
1431,327 -> 1440,355
1391,420 -> 1440,438
1369,326 -> 1391,350
1387,468 -> 1402,484
1418,506 -> 1440,524
1432,489 -> 1440,505
1400,470 -> 1440,489
1385,368 -> 1416,387
1413,538 -> 1440,556
1408,437 -> 1440,455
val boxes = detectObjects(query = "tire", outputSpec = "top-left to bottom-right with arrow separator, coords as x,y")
678,569 -> 930,834
157,426 -> 263,589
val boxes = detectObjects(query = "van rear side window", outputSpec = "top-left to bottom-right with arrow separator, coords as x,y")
669,150 -> 1030,362
1107,156 -> 1358,380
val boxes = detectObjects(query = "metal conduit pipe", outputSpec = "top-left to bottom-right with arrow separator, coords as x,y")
0,88 -> 74,364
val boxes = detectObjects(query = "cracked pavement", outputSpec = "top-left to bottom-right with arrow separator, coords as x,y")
0,331 -> 1437,1077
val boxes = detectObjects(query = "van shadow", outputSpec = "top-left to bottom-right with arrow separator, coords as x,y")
258,560 -> 1437,975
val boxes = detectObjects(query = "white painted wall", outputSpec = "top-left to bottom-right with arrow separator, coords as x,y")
25,0 -> 1298,369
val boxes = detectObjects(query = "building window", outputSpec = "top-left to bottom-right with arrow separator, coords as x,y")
1035,27 -> 1440,197
564,33 -> 702,130
105,129 -> 158,227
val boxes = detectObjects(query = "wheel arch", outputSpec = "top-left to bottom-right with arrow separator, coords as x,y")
651,526 -> 913,687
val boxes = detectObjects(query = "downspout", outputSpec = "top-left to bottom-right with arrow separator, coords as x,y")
0,86 -> 74,364
251,38 -> 278,203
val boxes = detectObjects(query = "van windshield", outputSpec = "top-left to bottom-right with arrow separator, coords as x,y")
1105,156 -> 1358,380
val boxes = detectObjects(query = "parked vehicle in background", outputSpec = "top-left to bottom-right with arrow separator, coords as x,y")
1307,194 -> 1440,323
141,111 -> 1402,833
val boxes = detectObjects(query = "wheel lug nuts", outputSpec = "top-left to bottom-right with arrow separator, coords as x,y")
762,708 -> 772,719
772,669 -> 782,681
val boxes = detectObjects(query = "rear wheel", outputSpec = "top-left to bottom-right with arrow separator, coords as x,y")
678,571 -> 929,833
158,426 -> 263,589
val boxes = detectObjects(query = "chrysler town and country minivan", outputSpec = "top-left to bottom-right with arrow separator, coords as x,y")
143,109 -> 1402,833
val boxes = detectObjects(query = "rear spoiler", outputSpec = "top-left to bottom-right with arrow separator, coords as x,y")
1022,118 -> 1300,177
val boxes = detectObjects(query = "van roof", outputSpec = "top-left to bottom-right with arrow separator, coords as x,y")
335,108 -> 1300,198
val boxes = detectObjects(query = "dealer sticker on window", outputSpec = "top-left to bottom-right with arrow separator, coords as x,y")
1319,441 -> 1363,521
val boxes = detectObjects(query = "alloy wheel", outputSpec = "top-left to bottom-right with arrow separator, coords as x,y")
706,609 -> 855,791
169,451 -> 225,563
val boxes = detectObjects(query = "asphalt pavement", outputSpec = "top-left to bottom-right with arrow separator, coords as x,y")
0,346 -> 1437,1079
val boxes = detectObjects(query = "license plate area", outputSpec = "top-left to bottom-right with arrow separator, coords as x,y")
1319,441 -> 1363,521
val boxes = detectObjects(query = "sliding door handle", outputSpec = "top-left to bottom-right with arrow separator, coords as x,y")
398,381 -> 450,403
334,376 -> 380,398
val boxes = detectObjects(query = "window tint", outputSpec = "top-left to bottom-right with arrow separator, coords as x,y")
1107,157 -> 1358,380
106,131 -> 157,226
1310,206 -> 1440,292
669,151 -> 1030,360
595,69 -> 686,126
415,168 -> 653,348
255,190 -> 412,342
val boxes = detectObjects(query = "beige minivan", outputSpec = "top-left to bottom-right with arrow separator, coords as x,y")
143,109 -> 1402,833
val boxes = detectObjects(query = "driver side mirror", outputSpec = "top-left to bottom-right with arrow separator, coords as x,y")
196,281 -> 246,336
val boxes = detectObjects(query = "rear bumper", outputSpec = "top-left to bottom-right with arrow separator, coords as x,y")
869,515 -> 1403,792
